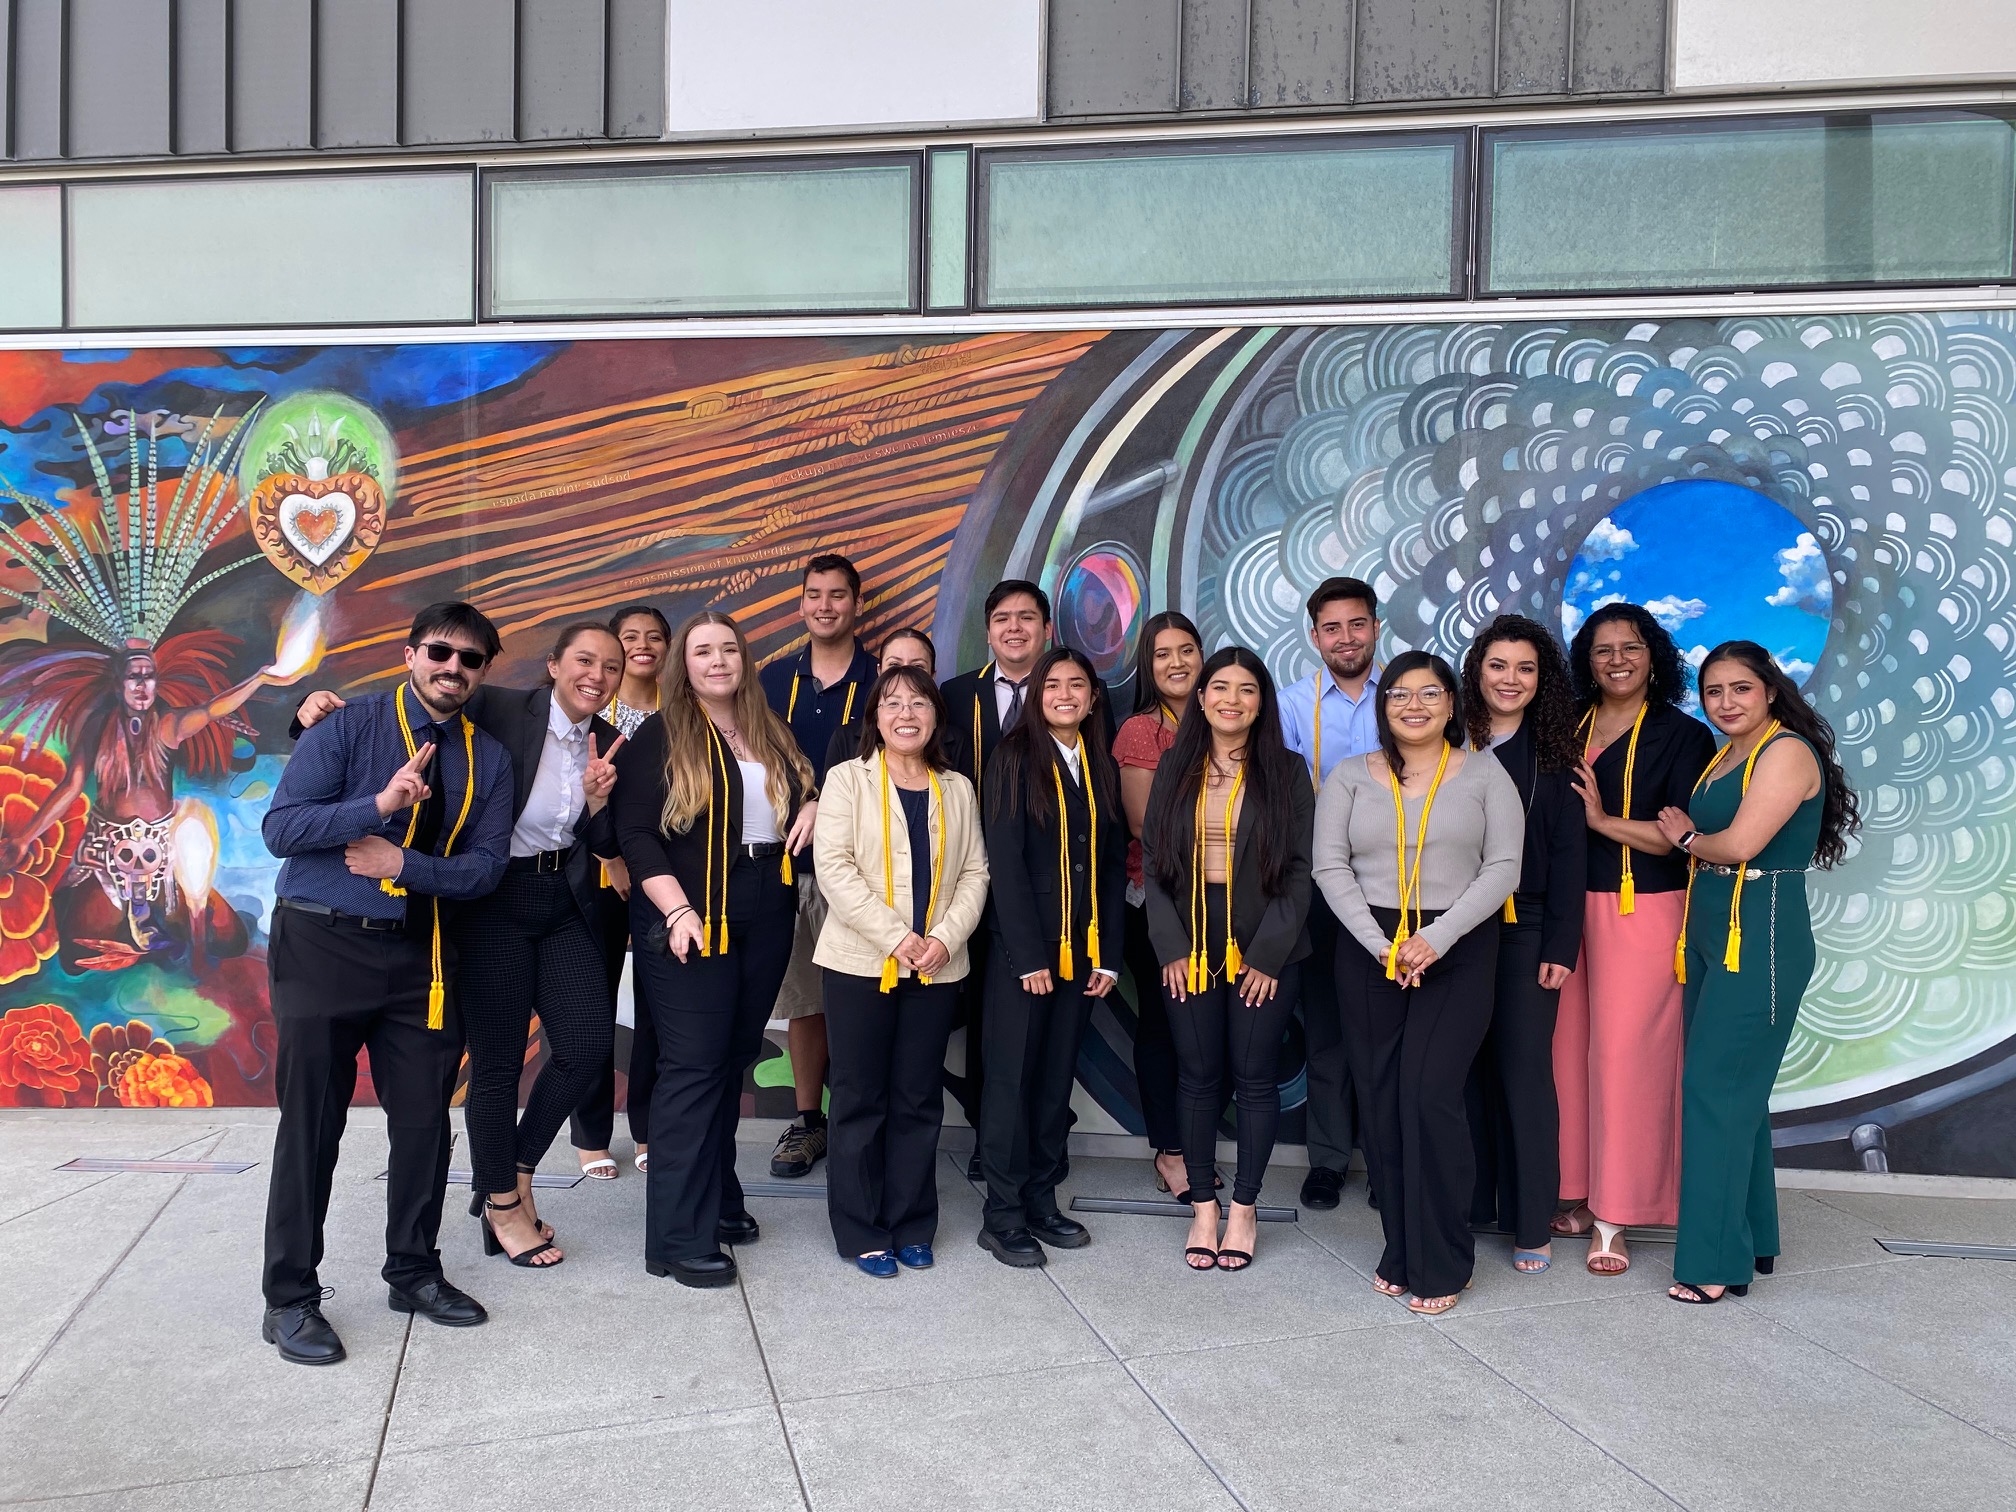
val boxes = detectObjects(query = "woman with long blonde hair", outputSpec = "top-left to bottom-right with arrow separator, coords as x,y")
612,611 -> 816,1287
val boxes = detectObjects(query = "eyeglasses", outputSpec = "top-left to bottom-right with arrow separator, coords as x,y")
1590,643 -> 1648,662
1384,688 -> 1448,707
416,641 -> 490,670
879,698 -> 935,715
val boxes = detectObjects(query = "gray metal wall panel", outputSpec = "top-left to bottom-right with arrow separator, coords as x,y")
1180,0 -> 1248,112
520,0 -> 606,141
229,0 -> 312,151
1355,0 -> 1494,103
1047,0 -> 1179,117
67,0 -> 173,158
403,0 -> 515,144
1247,0 -> 1352,108
1497,0 -> 1570,95
605,0 -> 664,137
12,0 -> 64,158
0,0 -> 12,157
316,0 -> 399,148
174,0 -> 228,154
1573,0 -> 1667,94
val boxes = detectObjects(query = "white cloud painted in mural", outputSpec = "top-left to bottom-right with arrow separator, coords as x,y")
1767,532 -> 1831,615
1579,518 -> 1640,563
1645,594 -> 1710,632
1560,591 -> 1629,639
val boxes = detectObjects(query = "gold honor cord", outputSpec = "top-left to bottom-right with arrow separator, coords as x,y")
1310,672 -> 1324,793
970,660 -> 995,790
386,682 -> 476,1030
1187,761 -> 1245,991
786,666 -> 859,727
876,752 -> 947,992
1579,703 -> 1649,914
1047,734 -> 1104,982
701,722 -> 733,957
1675,719 -> 1784,984
1384,743 -> 1451,981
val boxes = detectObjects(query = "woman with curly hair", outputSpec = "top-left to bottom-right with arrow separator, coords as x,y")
1459,616 -> 1586,1273
1655,643 -> 1858,1303
1553,602 -> 1715,1275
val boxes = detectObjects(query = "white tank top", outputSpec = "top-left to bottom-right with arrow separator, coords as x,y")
738,759 -> 780,843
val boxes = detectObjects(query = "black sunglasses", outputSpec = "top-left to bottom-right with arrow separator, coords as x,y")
415,640 -> 490,670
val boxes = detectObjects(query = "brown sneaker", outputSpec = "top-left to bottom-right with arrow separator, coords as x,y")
770,1118 -> 827,1177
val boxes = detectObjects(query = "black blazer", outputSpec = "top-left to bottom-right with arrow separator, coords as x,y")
1581,702 -> 1717,895
1141,758 -> 1315,978
982,745 -> 1128,979
1491,720 -> 1587,970
940,662 -> 1118,792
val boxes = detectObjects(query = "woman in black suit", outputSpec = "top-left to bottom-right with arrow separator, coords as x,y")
612,611 -> 816,1288
976,648 -> 1128,1267
1143,648 -> 1314,1273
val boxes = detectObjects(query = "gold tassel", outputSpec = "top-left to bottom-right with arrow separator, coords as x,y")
1224,939 -> 1243,979
1503,896 -> 1517,924
1057,937 -> 1075,982
1085,920 -> 1101,971
1619,872 -> 1636,915
780,852 -> 794,885
427,981 -> 445,1031
598,860 -> 610,889
1724,923 -> 1743,974
1674,937 -> 1688,986
1188,949 -> 1203,994
879,955 -> 898,993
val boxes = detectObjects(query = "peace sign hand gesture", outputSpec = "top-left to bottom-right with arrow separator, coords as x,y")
583,733 -> 625,813
374,743 -> 435,817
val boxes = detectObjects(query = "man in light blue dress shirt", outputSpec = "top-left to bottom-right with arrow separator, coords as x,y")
1276,577 -> 1383,1210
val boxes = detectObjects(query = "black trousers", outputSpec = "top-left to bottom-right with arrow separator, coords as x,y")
1123,899 -> 1183,1151
1466,912 -> 1562,1250
949,928 -> 992,1126
979,941 -> 1097,1232
1299,892 -> 1361,1172
1342,906 -> 1499,1298
457,863 -> 614,1196
262,906 -> 461,1307
568,893 -> 634,1151
632,859 -> 795,1264
824,969 -> 959,1255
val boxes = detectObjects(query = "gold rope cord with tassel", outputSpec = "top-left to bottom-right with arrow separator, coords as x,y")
699,722 -> 732,957
876,753 -> 948,991
1579,703 -> 1649,915
968,660 -> 996,790
1186,759 -> 1245,990
387,682 -> 477,1030
1309,671 -> 1324,793
1384,742 -> 1451,981
1079,734 -> 1102,974
1046,734 -> 1104,982
1675,719 -> 1783,984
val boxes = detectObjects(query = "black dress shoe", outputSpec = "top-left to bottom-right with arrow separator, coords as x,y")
388,1277 -> 488,1327
647,1252 -> 739,1288
965,1151 -> 983,1182
977,1227 -> 1047,1268
1300,1166 -> 1345,1209
262,1297 -> 346,1366
717,1211 -> 761,1246
1028,1211 -> 1090,1249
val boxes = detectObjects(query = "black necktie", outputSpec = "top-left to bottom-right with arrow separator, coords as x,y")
410,721 -> 448,857
1003,678 -> 1027,732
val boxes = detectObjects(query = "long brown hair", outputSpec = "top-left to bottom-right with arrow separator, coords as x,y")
658,611 -> 812,834
1698,640 -> 1860,870
1460,614 -> 1579,771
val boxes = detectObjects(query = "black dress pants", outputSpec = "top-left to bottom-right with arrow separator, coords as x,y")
1299,892 -> 1362,1173
949,929 -> 992,1126
824,969 -> 959,1255
262,905 -> 461,1307
632,859 -> 795,1265
979,940 -> 1097,1233
457,863 -> 614,1196
569,890 -> 634,1151
1342,906 -> 1499,1299
1465,911 -> 1562,1251
1123,899 -> 1183,1152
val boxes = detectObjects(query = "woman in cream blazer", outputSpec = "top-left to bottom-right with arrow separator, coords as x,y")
814,665 -> 989,1276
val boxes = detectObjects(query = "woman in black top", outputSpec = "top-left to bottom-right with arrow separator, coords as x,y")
612,611 -> 815,1288
1459,615 -> 1586,1273
1143,647 -> 1314,1273
977,648 -> 1128,1267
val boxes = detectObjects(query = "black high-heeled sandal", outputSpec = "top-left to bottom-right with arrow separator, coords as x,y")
481,1194 -> 563,1268
1184,1200 -> 1220,1272
1755,1255 -> 1776,1275
467,1188 -> 553,1241
1669,1280 -> 1748,1304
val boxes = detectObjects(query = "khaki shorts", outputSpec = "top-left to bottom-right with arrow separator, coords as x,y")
773,874 -> 827,1020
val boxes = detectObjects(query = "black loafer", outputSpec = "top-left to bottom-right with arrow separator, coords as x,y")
647,1252 -> 738,1288
1028,1211 -> 1090,1249
977,1227 -> 1047,1268
262,1297 -> 346,1366
388,1277 -> 488,1327
1300,1166 -> 1345,1209
717,1211 -> 761,1246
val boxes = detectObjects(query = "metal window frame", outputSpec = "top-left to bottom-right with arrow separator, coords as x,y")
922,143 -> 973,313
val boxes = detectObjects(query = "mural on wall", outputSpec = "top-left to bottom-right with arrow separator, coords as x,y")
1,314 -> 2012,1179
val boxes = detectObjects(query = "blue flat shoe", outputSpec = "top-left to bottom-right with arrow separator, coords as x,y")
896,1243 -> 934,1269
854,1251 -> 899,1279
1513,1248 -> 1552,1273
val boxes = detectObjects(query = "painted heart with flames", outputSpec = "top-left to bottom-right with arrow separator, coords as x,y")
248,471 -> 387,594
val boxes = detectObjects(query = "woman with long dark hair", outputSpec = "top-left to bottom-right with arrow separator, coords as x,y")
977,647 -> 1128,1266
1143,647 -> 1313,1272
1655,642 -> 1858,1303
612,611 -> 816,1287
1553,601 -> 1716,1276
1112,611 -> 1206,1198
1458,617 -> 1586,1272
1314,650 -> 1523,1314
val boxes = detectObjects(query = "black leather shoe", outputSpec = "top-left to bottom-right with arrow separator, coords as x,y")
965,1151 -> 983,1182
977,1227 -> 1047,1268
647,1252 -> 738,1288
388,1277 -> 488,1327
1300,1166 -> 1345,1209
717,1211 -> 761,1246
262,1296 -> 345,1366
1028,1211 -> 1090,1248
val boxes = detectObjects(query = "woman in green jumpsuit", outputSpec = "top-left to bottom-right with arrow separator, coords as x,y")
1656,641 -> 1860,1303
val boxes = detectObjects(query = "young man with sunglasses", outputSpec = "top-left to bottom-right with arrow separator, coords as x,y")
259,603 -> 514,1366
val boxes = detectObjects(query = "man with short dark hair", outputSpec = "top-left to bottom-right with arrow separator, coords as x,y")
759,554 -> 878,1178
1277,576 -> 1383,1210
259,602 -> 513,1366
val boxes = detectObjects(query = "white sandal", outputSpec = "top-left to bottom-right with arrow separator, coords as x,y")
1586,1219 -> 1631,1275
579,1156 -> 618,1181
633,1150 -> 650,1174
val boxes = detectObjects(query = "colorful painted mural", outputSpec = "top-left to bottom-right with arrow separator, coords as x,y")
2,314 -> 2013,1177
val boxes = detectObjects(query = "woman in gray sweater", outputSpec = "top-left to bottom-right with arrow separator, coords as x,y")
1313,650 -> 1523,1315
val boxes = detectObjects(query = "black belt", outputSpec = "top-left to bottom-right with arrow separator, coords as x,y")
277,897 -> 407,933
507,847 -> 574,874
739,841 -> 784,861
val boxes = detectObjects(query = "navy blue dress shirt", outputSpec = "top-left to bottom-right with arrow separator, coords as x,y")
759,641 -> 878,785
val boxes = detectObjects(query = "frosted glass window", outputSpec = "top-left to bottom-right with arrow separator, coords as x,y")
1486,114 -> 2016,293
927,149 -> 970,310
979,137 -> 1463,307
488,161 -> 917,316
69,173 -> 474,328
0,187 -> 63,329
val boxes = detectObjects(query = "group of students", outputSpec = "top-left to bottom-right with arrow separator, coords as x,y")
254,555 -> 1857,1365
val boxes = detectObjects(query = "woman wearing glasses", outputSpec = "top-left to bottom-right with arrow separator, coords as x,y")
1313,651 -> 1522,1315
1553,604 -> 1716,1275
814,666 -> 990,1277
